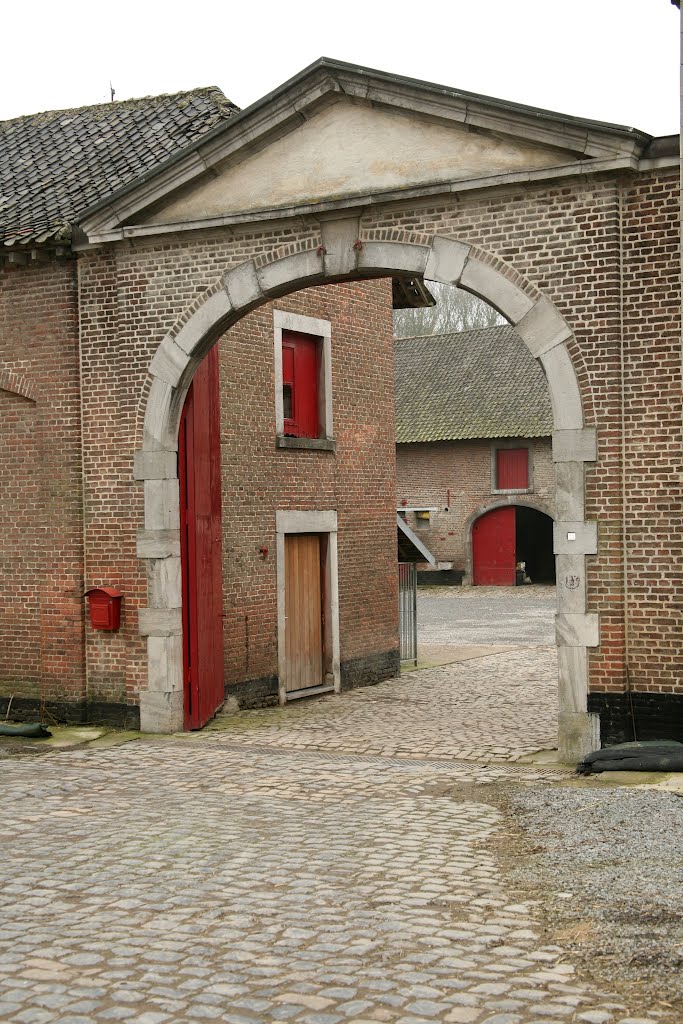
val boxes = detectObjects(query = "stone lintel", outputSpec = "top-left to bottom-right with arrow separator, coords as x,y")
553,427 -> 597,463
553,521 -> 597,555
134,450 -> 178,481
555,612 -> 600,648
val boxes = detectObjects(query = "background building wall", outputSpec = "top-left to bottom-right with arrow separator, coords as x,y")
396,437 -> 554,572
218,280 -> 399,703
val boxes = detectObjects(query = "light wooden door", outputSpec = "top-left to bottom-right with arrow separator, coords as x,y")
284,533 -> 324,694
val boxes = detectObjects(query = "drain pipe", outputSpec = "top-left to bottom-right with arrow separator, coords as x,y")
77,255 -> 91,710
618,184 -> 637,740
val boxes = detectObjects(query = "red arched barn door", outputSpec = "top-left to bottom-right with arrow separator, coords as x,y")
472,506 -> 516,586
178,347 -> 225,729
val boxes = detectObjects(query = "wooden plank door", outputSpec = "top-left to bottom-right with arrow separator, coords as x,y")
472,506 -> 516,586
179,346 -> 225,729
284,533 -> 324,694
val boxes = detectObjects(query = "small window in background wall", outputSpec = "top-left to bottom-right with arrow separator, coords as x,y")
282,330 -> 320,438
494,447 -> 529,491
273,310 -> 334,448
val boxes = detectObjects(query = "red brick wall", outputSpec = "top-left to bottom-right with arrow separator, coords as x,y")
1,163 -> 675,715
0,258 -> 85,705
218,280 -> 399,688
396,437 -> 554,571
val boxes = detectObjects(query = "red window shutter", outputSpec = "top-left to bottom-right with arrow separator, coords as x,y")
496,448 -> 528,489
282,331 -> 319,438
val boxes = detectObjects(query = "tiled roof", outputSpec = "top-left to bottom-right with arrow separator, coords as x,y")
0,88 -> 239,246
395,326 -> 553,442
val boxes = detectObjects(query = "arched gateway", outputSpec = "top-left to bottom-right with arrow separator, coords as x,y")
136,235 -> 598,760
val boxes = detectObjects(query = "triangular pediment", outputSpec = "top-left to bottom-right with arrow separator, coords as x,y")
77,59 -> 648,243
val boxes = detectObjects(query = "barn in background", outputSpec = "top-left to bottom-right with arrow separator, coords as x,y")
395,326 -> 555,586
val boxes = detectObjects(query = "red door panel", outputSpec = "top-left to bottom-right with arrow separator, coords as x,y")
472,506 -> 516,586
179,346 -> 224,729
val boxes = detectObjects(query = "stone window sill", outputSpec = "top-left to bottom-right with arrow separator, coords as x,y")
491,487 -> 532,496
276,435 -> 336,452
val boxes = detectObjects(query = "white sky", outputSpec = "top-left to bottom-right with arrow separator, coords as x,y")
1,0 -> 680,136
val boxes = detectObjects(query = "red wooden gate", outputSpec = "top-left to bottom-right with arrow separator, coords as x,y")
178,347 -> 225,729
472,506 -> 516,586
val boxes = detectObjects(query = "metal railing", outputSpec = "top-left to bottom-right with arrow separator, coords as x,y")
398,561 -> 418,665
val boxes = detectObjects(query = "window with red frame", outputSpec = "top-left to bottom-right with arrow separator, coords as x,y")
495,448 -> 529,490
282,330 -> 320,438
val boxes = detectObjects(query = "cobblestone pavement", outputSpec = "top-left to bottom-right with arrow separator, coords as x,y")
209,647 -> 559,763
2,739 -> 669,1024
417,587 -> 556,649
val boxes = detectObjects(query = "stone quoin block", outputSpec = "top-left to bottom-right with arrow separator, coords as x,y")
515,296 -> 573,358
459,257 -> 535,323
558,711 -> 600,764
223,261 -> 263,311
139,688 -> 184,734
554,461 -> 585,521
356,241 -> 430,275
553,428 -> 597,464
424,236 -> 471,285
137,529 -> 181,560
134,450 -> 178,481
557,646 -> 588,714
149,336 -> 193,389
138,607 -> 183,637
540,344 -> 584,431
147,556 -> 182,609
320,215 -> 361,277
257,249 -> 325,296
143,377 -> 179,453
555,612 -> 600,649
553,521 -> 598,555
144,479 -> 180,531
174,289 -> 233,356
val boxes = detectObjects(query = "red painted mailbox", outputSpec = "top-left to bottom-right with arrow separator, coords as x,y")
85,587 -> 122,631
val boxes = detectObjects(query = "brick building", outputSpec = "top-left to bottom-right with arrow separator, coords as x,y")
1,59 -> 681,758
395,326 -> 556,585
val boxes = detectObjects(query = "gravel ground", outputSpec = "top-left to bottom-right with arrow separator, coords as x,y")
501,783 -> 683,1016
418,583 -> 556,646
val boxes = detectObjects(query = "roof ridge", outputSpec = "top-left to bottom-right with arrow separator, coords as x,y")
0,86 -> 236,128
394,325 -> 514,342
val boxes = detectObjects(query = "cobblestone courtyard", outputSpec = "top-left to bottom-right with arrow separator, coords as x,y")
1,589 -> 673,1024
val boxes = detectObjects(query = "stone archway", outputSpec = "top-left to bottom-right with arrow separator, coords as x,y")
135,233 -> 598,760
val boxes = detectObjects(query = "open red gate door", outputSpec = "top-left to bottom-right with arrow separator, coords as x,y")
178,347 -> 225,729
472,506 -> 516,586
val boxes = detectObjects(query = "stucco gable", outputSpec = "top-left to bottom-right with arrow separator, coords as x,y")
77,59 -> 650,244
139,100 -> 582,228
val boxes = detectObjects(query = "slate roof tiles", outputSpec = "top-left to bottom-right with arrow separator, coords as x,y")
0,88 -> 239,246
394,326 -> 553,442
